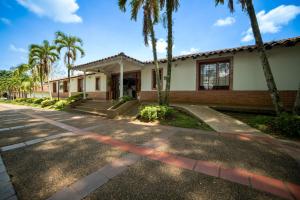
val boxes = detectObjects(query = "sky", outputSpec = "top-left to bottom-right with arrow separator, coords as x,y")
0,0 -> 300,78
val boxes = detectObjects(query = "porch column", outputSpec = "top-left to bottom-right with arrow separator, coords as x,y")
119,60 -> 124,98
83,71 -> 87,99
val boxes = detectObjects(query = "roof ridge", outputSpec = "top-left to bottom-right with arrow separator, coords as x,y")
74,35 -> 300,67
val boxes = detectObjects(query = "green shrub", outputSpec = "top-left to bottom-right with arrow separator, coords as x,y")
139,105 -> 174,121
67,93 -> 86,102
33,98 -> 43,104
121,95 -> 133,102
268,113 -> 300,137
41,99 -> 57,108
15,98 -> 27,102
25,98 -> 36,103
52,100 -> 69,110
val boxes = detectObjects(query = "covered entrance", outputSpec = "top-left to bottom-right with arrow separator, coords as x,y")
111,71 -> 141,100
72,53 -> 144,100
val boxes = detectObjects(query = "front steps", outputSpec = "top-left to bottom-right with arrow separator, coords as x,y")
72,100 -> 114,117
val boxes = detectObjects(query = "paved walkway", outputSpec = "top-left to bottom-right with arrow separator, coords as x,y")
173,104 -> 262,133
1,104 -> 300,200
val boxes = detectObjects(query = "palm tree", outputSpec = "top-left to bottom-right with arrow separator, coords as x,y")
29,40 -> 59,99
13,64 -> 31,98
119,0 -> 163,104
215,0 -> 284,115
161,0 -> 179,105
55,31 -> 85,97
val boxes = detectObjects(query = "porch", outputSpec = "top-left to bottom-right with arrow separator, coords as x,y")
73,53 -> 144,100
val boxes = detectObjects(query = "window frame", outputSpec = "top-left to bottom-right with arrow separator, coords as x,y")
152,68 -> 163,90
196,57 -> 233,91
95,77 -> 100,91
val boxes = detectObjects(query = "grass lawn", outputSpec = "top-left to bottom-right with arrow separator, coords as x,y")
222,111 -> 275,133
160,109 -> 212,130
221,111 -> 300,140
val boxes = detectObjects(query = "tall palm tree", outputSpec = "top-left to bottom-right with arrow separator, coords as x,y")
161,0 -> 179,105
29,40 -> 59,100
119,0 -> 163,104
55,31 -> 85,97
215,0 -> 284,115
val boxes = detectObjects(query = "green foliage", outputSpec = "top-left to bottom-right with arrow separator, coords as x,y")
121,95 -> 133,102
41,99 -> 57,108
160,109 -> 212,130
52,100 -> 69,110
269,113 -> 300,137
139,105 -> 173,121
224,111 -> 300,138
67,93 -> 86,102
33,98 -> 48,104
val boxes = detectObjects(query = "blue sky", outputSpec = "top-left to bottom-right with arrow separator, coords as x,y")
0,0 -> 300,77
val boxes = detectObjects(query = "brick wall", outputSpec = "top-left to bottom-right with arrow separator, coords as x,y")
140,90 -> 297,109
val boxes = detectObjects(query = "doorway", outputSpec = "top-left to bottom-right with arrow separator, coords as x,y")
111,71 -> 141,100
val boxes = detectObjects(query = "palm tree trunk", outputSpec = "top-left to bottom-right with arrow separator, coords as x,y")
164,0 -> 173,105
293,82 -> 300,115
47,64 -> 52,100
245,0 -> 284,115
68,54 -> 71,97
149,19 -> 163,105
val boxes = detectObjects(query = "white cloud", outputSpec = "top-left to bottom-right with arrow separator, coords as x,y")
0,17 -> 11,25
156,38 -> 168,54
242,5 -> 300,42
16,0 -> 82,23
180,48 -> 199,55
148,38 -> 168,54
214,17 -> 236,27
9,44 -> 27,53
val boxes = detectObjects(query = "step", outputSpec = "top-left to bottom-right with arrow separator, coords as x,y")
75,106 -> 108,113
77,104 -> 111,109
72,109 -> 107,117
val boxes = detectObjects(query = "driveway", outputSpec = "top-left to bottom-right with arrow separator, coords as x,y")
0,103 -> 299,200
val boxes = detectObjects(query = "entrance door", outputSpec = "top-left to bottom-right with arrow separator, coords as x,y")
111,74 -> 120,100
111,71 -> 141,100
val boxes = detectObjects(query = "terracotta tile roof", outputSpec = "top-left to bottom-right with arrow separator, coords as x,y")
73,52 -> 144,70
73,36 -> 300,68
145,36 -> 300,64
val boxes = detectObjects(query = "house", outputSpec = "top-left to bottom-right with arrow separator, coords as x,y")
48,36 -> 300,109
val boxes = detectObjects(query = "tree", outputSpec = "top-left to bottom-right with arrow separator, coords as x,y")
215,0 -> 284,115
119,0 -> 163,104
161,0 -> 179,105
55,31 -> 85,97
29,40 -> 59,100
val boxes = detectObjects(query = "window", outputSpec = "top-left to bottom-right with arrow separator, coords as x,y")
78,79 -> 83,92
152,69 -> 163,89
198,60 -> 231,90
52,82 -> 57,93
63,81 -> 68,93
95,77 -> 100,91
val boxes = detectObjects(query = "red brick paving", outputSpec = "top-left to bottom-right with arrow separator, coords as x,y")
286,183 -> 300,200
194,161 -> 220,177
250,174 -> 293,200
21,110 -> 300,200
220,168 -> 251,187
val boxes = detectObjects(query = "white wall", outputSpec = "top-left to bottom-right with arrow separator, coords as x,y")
233,45 -> 300,90
141,45 -> 300,91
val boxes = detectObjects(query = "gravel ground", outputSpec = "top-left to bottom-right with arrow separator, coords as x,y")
88,121 -> 168,145
0,124 -> 65,147
165,130 -> 300,184
2,136 -> 124,200
85,159 -> 283,200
